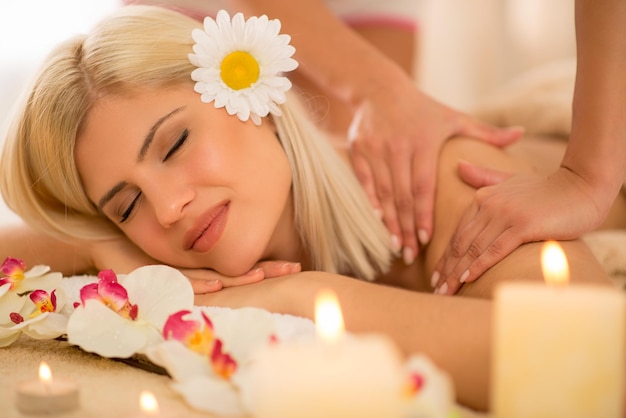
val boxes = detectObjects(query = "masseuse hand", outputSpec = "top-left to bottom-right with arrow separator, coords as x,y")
432,161 -> 604,295
347,90 -> 523,265
89,235 -> 299,294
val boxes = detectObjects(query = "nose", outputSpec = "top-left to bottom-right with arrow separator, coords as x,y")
145,178 -> 194,227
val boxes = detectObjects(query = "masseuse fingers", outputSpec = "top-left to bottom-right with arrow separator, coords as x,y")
457,159 -> 512,189
431,198 -> 482,291
350,152 -> 384,221
389,141 -> 418,265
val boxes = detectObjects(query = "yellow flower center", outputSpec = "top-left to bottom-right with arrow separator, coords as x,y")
220,51 -> 260,90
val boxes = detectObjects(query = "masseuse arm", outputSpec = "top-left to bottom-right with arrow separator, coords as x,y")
432,0 -> 626,294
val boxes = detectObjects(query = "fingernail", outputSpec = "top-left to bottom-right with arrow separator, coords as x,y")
430,270 -> 440,288
402,247 -> 415,265
390,235 -> 401,253
418,229 -> 429,246
373,208 -> 383,220
436,282 -> 448,295
460,269 -> 470,283
245,268 -> 262,276
291,262 -> 302,272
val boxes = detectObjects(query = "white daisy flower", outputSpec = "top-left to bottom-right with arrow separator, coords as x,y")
188,10 -> 298,125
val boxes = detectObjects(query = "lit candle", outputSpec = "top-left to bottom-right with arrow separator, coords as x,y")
16,361 -> 79,414
139,390 -> 159,416
248,289 -> 404,418
491,241 -> 625,417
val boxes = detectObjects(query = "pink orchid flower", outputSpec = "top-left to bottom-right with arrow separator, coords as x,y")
79,270 -> 138,320
66,265 -> 194,358
0,258 -> 63,345
163,310 -> 237,380
0,288 -> 68,347
146,306 -> 302,417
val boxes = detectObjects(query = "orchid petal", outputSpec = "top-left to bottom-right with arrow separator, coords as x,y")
0,292 -> 28,325
24,265 -> 51,278
0,326 -> 22,347
67,300 -> 157,358
79,282 -> 100,305
121,265 -> 194,327
18,272 -> 63,293
172,377 -> 245,416
201,307 -> 276,362
146,340 -> 213,381
23,313 -> 68,340
0,257 -> 25,276
0,283 -> 10,298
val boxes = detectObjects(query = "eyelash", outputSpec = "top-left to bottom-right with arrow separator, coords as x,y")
119,129 -> 189,223
120,192 -> 141,223
163,128 -> 189,161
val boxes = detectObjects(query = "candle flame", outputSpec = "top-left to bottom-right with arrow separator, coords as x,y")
315,289 -> 344,341
139,390 -> 159,415
541,241 -> 569,285
38,361 -> 52,384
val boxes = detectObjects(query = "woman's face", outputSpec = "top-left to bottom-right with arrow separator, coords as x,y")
75,84 -> 294,276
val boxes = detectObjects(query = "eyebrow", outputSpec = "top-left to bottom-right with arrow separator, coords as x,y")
96,106 -> 186,211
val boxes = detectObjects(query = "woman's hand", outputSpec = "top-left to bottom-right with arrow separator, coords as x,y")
432,161 -> 605,295
89,234 -> 300,294
180,260 -> 301,294
347,91 -> 523,265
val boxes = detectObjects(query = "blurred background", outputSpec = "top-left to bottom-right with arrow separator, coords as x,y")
0,0 -> 576,224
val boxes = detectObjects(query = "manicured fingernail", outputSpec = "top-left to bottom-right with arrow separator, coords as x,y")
430,270 -> 440,288
402,247 -> 415,265
390,235 -> 401,253
460,269 -> 470,283
418,229 -> 429,246
436,282 -> 448,295
245,268 -> 262,276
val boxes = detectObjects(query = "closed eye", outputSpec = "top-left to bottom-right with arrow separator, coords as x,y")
120,192 -> 142,223
163,128 -> 189,161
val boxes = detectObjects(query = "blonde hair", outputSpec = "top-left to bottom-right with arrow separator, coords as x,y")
1,5 -> 392,280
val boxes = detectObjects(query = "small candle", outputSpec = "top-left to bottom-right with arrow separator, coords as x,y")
16,361 -> 80,414
491,241 -> 625,417
248,289 -> 404,418
139,390 -> 159,416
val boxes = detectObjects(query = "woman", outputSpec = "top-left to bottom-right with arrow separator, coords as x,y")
0,5 -> 621,410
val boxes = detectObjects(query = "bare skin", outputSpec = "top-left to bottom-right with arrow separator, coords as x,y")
196,134 -> 621,410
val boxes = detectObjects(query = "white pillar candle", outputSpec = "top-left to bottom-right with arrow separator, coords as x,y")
247,289 -> 404,418
491,241 -> 625,418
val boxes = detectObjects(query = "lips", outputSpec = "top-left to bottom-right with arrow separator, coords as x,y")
184,201 -> 230,252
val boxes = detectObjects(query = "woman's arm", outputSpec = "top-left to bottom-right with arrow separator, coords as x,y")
0,223 -> 93,276
195,271 -> 492,411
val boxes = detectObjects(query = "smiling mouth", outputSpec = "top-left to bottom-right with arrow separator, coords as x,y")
184,201 -> 230,252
